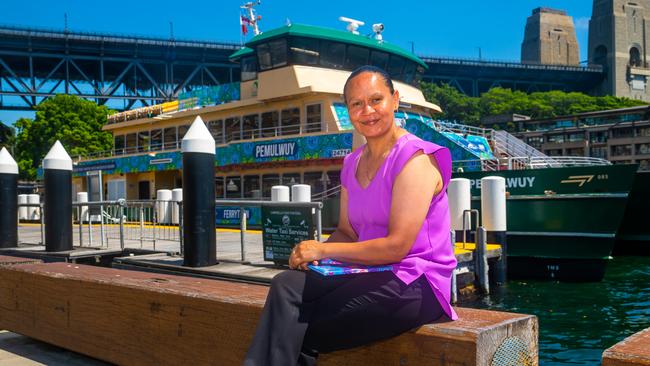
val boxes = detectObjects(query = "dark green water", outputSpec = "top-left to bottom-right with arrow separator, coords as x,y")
465,256 -> 650,365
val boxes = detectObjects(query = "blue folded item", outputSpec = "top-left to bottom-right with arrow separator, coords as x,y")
308,258 -> 394,276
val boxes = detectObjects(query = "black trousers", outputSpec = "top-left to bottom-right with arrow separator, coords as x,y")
244,269 -> 445,366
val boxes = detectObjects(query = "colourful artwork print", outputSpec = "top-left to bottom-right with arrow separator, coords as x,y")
308,258 -> 394,276
73,151 -> 182,177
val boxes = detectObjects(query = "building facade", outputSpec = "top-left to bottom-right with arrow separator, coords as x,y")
522,7 -> 580,65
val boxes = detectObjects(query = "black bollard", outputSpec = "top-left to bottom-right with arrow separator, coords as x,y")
182,116 -> 217,267
43,140 -> 73,252
0,147 -> 18,248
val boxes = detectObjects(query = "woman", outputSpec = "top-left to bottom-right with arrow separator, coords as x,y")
244,65 -> 457,366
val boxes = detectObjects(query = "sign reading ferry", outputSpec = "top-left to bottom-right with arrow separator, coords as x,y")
255,142 -> 298,159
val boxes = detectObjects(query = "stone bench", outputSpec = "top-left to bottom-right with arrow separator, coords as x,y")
602,327 -> 650,366
0,262 -> 538,365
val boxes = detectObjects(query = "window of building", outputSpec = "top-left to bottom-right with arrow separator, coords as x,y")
565,148 -> 584,156
636,126 -> 650,137
591,146 -> 608,159
526,136 -> 544,149
345,45 -> 369,70
114,135 -> 125,155
547,134 -> 565,143
137,131 -> 150,152
125,133 -> 137,154
306,104 -> 322,133
208,120 -> 224,144
545,149 -> 563,156
225,117 -> 242,142
369,50 -> 389,69
164,127 -> 177,150
214,177 -> 225,199
611,144 -> 633,156
611,127 -> 634,139
589,131 -> 608,143
262,174 -> 280,198
281,108 -> 300,135
630,46 -> 642,67
290,37 -> 320,65
567,132 -> 585,142
225,176 -> 242,198
242,114 -> 260,139
241,56 -> 257,81
261,111 -> 279,138
636,143 -> 650,155
243,175 -> 261,198
320,41 -> 345,69
150,129 -> 163,151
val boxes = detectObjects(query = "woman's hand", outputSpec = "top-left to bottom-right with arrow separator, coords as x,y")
288,240 -> 324,271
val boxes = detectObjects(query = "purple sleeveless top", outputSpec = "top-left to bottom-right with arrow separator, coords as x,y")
341,133 -> 458,320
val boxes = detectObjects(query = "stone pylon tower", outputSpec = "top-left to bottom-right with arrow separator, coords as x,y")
521,8 -> 580,65
589,0 -> 650,100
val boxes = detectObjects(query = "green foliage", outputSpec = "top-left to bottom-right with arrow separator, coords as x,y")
420,82 -> 648,126
13,95 -> 113,180
0,122 -> 14,151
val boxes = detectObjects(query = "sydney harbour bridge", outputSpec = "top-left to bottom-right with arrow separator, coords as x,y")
0,24 -> 606,112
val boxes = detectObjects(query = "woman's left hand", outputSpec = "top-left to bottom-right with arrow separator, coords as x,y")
288,240 -> 324,270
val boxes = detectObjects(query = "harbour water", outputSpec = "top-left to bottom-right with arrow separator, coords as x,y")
466,255 -> 650,365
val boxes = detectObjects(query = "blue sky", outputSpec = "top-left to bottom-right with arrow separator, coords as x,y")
1,0 -> 595,125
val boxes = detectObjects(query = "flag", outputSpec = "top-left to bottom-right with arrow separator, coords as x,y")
240,15 -> 248,35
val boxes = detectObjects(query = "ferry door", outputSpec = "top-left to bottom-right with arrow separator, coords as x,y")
86,170 -> 103,220
107,180 -> 126,200
138,181 -> 150,200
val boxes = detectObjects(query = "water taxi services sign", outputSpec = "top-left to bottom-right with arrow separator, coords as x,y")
262,206 -> 316,264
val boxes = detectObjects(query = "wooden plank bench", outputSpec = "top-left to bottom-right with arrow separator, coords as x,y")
602,327 -> 650,366
0,262 -> 538,365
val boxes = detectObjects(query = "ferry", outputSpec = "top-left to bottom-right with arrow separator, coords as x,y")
72,8 -> 638,281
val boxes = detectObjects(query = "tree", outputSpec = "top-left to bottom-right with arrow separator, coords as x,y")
13,95 -> 113,180
0,122 -> 14,151
420,82 -> 648,126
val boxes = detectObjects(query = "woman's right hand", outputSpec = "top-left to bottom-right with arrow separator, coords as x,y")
288,240 -> 324,270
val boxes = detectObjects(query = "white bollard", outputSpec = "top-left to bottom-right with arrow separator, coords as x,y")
18,194 -> 28,221
171,188 -> 183,225
480,176 -> 507,232
27,194 -> 40,220
271,185 -> 290,202
448,178 -> 471,231
291,184 -> 311,202
77,192 -> 89,222
156,189 -> 172,224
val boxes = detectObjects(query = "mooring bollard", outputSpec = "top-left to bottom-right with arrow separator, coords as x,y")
480,176 -> 507,284
271,185 -> 289,202
475,227 -> 489,294
0,147 -> 18,248
449,178 -> 471,248
181,116 -> 217,267
43,140 -> 73,252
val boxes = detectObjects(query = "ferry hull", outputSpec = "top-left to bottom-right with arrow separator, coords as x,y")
457,164 -> 637,281
614,171 -> 650,255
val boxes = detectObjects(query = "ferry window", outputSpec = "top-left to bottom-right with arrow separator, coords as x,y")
387,55 -> 405,80
282,173 -> 301,186
290,37 -> 320,65
125,133 -> 137,154
414,65 -> 425,84
178,125 -> 190,140
402,62 -> 417,84
261,111 -> 279,138
638,159 -> 650,171
242,114 -> 260,139
137,131 -> 150,152
150,129 -> 163,151
215,177 -> 225,199
345,45 -> 369,70
225,117 -> 242,142
369,50 -> 389,69
208,120 -> 224,144
320,41 -> 345,69
303,171 -> 325,194
163,127 -> 177,150
244,175 -> 261,198
225,176 -> 242,198
262,174 -> 280,198
269,39 -> 288,68
281,108 -> 300,135
114,135 -> 125,155
258,43 -> 273,70
241,56 -> 257,81
326,170 -> 341,190
306,104 -> 322,133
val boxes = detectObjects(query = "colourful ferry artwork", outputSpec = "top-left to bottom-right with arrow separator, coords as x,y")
74,15 -> 638,281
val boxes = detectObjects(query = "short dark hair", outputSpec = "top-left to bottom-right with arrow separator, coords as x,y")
343,65 -> 395,104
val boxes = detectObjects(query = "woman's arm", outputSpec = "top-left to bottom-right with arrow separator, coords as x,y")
289,151 -> 443,269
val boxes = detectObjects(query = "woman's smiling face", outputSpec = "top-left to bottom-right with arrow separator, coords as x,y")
345,72 -> 399,139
